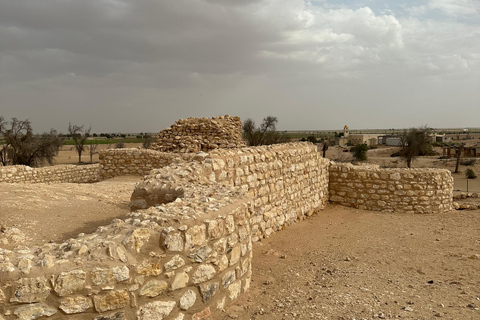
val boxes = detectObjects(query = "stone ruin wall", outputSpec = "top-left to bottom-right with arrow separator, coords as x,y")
205,144 -> 330,241
0,160 -> 253,320
150,115 -> 245,153
329,163 -> 453,214
0,142 -> 455,320
132,143 -> 331,242
0,164 -> 100,184
99,149 -> 198,179
0,143 -> 329,320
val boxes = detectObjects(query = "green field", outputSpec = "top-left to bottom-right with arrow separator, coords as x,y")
62,137 -> 144,146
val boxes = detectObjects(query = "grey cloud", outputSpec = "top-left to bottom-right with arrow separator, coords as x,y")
0,0 -> 478,133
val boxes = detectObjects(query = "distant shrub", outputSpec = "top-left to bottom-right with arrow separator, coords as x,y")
465,168 -> 477,179
351,144 -> 368,161
115,142 -> 125,149
461,158 -> 476,166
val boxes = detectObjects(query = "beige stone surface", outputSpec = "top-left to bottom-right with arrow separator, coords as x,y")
150,115 -> 245,153
54,270 -> 86,297
59,296 -> 93,314
93,290 -> 129,313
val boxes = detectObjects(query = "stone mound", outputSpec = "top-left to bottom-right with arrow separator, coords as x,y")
150,115 -> 245,153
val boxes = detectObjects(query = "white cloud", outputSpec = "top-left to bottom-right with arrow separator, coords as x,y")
428,0 -> 480,17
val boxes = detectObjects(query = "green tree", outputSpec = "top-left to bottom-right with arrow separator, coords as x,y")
351,144 -> 368,161
0,117 -> 62,167
465,168 -> 477,179
242,116 -> 289,146
399,126 -> 432,168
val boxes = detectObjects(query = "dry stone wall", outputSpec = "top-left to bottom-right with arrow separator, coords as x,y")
329,163 -> 453,213
0,164 -> 100,183
150,115 -> 245,153
206,143 -> 330,242
0,159 -> 253,320
132,143 -> 331,242
99,148 -> 197,179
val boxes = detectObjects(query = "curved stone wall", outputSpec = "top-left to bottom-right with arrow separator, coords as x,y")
0,160 -> 253,320
329,163 -> 453,213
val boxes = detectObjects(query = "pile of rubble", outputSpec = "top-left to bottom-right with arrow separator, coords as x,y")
150,115 -> 245,153
452,192 -> 480,210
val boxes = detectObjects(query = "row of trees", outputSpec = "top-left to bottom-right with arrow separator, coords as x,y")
1,117 -> 156,167
0,117 -> 62,167
0,114 -> 450,169
0,117 -> 103,167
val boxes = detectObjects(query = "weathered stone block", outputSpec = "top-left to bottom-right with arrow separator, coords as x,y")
10,277 -> 50,303
139,280 -> 168,297
135,260 -> 162,276
54,270 -> 86,296
192,264 -> 217,284
164,255 -> 185,271
137,301 -> 176,320
171,272 -> 189,291
179,290 -> 197,310
59,296 -> 93,314
123,228 -> 151,253
198,282 -> 219,302
91,267 -> 114,286
14,303 -> 57,319
185,225 -> 207,250
93,290 -> 129,312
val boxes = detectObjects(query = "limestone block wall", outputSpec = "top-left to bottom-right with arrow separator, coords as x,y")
0,164 -> 100,183
99,148 -> 197,179
206,143 -> 330,242
329,163 -> 453,213
150,115 -> 246,153
0,161 -> 253,320
132,143 -> 331,242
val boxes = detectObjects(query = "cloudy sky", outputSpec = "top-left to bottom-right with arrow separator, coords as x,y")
0,0 -> 479,133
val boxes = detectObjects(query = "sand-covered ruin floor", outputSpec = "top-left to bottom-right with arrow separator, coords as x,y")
224,205 -> 480,320
0,176 -> 142,248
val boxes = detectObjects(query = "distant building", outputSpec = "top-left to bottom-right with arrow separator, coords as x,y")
349,134 -> 383,147
442,145 -> 480,158
338,125 -> 349,147
337,125 -> 384,147
432,134 -> 450,143
379,135 -> 402,146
